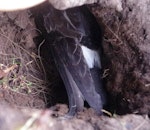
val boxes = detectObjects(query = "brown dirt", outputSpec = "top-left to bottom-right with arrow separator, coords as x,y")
0,0 -> 149,130
0,89 -> 45,109
0,10 -> 48,109
90,0 -> 150,115
0,103 -> 149,130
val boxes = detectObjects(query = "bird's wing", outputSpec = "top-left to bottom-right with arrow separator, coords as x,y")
50,34 -> 103,114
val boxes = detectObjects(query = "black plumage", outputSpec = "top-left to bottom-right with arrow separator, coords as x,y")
33,4 -> 106,116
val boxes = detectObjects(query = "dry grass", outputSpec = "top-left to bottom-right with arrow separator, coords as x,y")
0,19 -> 49,103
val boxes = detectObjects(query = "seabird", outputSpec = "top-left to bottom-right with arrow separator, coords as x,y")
34,4 -> 106,117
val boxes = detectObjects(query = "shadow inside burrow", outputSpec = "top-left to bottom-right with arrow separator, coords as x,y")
31,2 -> 117,115
33,33 -> 69,107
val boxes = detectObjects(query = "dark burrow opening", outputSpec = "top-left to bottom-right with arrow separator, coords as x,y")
37,37 -> 69,107
31,2 -> 133,116
32,6 -> 115,116
35,36 -> 113,114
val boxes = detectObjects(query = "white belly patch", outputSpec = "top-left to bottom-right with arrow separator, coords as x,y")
81,45 -> 101,69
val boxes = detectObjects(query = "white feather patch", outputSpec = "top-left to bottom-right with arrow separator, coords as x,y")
81,45 -> 101,68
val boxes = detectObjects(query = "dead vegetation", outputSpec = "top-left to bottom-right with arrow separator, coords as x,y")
0,0 -> 149,130
0,10 -> 49,108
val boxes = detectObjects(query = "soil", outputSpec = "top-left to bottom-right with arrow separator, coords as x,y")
0,0 -> 149,130
0,10 -> 48,109
90,0 -> 150,115
0,103 -> 149,130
